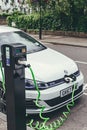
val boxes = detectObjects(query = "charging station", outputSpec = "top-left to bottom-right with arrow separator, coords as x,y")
1,43 -> 27,130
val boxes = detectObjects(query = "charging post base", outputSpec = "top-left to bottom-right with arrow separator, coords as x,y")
1,43 -> 27,130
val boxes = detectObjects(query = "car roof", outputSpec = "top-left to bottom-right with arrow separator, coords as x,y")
0,25 -> 20,33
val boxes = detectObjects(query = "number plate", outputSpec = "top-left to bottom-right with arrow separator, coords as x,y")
60,86 -> 72,97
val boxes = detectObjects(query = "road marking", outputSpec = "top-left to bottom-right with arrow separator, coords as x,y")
75,61 -> 87,65
83,84 -> 87,95
83,93 -> 87,96
83,83 -> 87,90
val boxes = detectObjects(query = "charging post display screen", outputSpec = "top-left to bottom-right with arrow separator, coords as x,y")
15,48 -> 26,53
14,47 -> 26,57
6,47 -> 10,66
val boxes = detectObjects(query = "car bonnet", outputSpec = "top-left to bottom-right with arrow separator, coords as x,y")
25,48 -> 78,82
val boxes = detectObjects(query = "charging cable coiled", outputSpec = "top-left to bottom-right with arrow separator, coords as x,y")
27,66 -> 49,130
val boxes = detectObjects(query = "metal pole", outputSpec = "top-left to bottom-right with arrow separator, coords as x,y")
39,0 -> 42,39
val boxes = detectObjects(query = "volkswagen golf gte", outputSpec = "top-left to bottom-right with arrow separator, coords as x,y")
0,26 -> 84,114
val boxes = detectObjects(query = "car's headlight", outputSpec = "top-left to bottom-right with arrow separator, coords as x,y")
25,79 -> 48,90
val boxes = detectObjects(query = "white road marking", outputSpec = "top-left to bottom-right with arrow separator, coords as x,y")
83,83 -> 87,90
83,93 -> 87,96
83,84 -> 87,95
75,61 -> 87,65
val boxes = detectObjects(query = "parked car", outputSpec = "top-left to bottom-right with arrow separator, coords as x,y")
0,26 -> 84,114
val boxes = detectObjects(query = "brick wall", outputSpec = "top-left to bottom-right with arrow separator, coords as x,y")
0,18 -> 7,25
28,30 -> 87,38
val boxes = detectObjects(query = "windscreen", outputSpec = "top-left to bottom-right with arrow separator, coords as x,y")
0,31 -> 46,54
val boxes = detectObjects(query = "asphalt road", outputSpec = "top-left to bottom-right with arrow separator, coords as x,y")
43,43 -> 87,130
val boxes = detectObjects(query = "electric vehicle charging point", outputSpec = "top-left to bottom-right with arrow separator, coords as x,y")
1,43 -> 27,130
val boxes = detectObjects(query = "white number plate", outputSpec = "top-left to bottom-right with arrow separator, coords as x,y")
60,86 -> 72,97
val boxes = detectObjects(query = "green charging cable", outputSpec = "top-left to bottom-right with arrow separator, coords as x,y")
27,66 -> 76,130
0,62 -> 5,92
28,67 -> 49,129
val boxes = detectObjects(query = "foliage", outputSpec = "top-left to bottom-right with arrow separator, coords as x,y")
7,0 -> 87,32
7,12 -> 39,30
0,12 -> 11,19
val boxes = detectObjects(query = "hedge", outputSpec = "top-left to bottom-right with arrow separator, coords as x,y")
7,11 -> 87,32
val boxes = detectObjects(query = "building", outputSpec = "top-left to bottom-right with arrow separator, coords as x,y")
0,0 -> 29,14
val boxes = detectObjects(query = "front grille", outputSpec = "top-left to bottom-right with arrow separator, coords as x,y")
47,78 -> 65,87
45,85 -> 83,107
74,70 -> 80,77
47,70 -> 80,87
25,70 -> 80,90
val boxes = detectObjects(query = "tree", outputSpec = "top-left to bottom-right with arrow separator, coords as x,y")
26,0 -> 49,13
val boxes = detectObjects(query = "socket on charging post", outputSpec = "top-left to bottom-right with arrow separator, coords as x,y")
1,43 -> 27,130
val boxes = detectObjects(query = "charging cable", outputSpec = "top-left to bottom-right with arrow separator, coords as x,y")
28,66 -> 49,129
0,61 -> 6,113
0,62 -> 5,92
18,60 -> 50,129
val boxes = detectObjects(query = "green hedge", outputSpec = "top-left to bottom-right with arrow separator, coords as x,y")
7,13 -> 39,30
0,12 -> 11,19
7,11 -> 87,32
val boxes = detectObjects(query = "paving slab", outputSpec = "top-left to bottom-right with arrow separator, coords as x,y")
0,112 -> 33,130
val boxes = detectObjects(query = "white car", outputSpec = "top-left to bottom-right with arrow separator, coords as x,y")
0,26 -> 84,114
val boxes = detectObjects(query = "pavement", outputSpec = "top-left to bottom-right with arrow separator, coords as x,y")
0,34 -> 87,130
0,112 -> 32,130
30,34 -> 87,47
